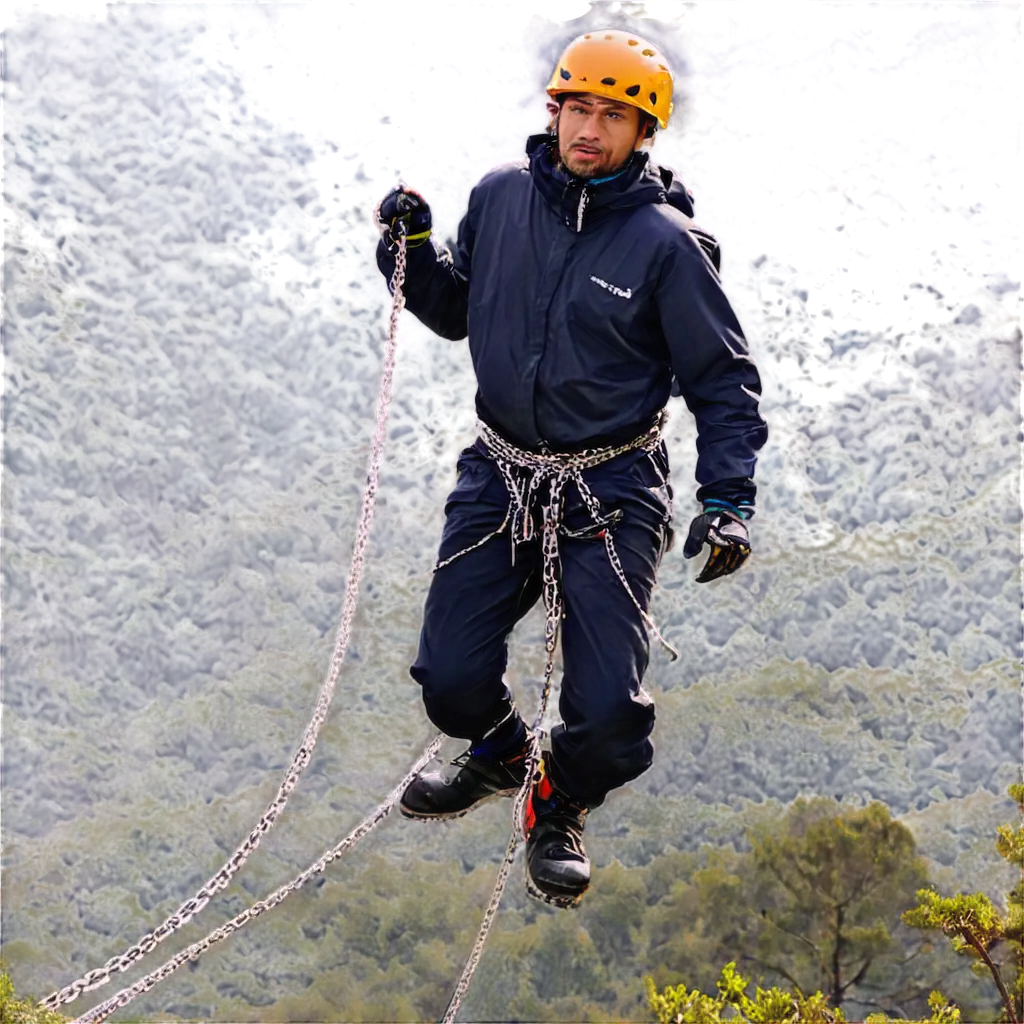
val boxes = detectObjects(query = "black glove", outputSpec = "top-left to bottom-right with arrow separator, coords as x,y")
683,501 -> 751,583
374,185 -> 432,250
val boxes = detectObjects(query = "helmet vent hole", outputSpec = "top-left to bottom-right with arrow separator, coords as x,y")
649,91 -> 658,105
642,48 -> 655,57
627,39 -> 638,46
605,34 -> 614,40
625,84 -> 640,97
601,77 -> 617,86
560,67 -> 572,81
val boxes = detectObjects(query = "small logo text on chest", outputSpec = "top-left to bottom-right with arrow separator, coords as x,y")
590,275 -> 633,299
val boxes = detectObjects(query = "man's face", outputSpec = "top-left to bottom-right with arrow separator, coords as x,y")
557,93 -> 645,179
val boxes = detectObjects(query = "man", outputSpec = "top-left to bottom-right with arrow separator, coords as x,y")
374,29 -> 767,907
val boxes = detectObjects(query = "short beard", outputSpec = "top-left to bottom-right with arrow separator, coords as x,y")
564,158 -> 595,178
548,119 -> 614,179
558,148 -> 634,181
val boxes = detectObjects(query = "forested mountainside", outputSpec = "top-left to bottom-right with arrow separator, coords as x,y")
4,2 -> 1019,1024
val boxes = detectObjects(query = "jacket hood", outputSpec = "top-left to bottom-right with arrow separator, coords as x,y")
655,163 -> 697,219
525,132 -> 695,230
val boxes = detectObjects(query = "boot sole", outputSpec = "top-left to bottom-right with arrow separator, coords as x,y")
399,786 -> 521,821
526,876 -> 587,910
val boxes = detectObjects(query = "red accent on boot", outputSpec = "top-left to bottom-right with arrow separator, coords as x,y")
523,758 -> 555,837
535,770 -> 554,801
523,790 -> 536,836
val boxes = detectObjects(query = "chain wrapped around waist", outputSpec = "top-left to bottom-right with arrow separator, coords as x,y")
435,417 -> 678,660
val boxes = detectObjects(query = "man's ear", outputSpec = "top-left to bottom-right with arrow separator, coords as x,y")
633,116 -> 656,150
634,117 -> 655,150
544,97 -> 561,133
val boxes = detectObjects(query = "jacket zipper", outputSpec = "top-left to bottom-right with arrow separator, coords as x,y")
536,192 -> 585,448
576,186 -> 589,233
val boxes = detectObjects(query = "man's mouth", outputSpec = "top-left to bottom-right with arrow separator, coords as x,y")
571,144 -> 601,159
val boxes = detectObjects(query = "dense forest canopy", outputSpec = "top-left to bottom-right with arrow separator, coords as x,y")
4,0 -> 1019,1019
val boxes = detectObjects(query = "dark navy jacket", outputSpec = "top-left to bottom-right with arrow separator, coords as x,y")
377,134 -> 767,507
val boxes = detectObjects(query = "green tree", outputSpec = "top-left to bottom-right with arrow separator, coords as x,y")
0,968 -> 69,1024
646,961 -> 844,1023
750,799 -> 931,1012
903,783 -> 1024,1024
645,961 -> 963,1024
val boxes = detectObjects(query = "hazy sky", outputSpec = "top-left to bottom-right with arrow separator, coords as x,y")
4,2 -> 1018,320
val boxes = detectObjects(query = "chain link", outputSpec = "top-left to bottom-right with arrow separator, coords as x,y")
44,231 -> 411,1014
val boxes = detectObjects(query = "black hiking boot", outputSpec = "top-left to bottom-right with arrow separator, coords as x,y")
400,732 -> 532,820
523,754 -> 591,908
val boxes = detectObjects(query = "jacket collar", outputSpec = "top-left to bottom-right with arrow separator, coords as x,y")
525,133 -> 695,231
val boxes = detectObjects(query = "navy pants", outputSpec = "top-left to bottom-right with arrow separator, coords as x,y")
410,439 -> 674,807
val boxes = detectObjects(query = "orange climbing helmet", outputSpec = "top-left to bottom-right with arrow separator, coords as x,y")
546,29 -> 674,130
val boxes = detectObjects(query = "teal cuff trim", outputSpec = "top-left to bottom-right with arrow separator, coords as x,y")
703,498 -> 753,520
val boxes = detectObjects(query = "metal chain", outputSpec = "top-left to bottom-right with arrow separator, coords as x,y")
440,499 -> 563,1024
44,230 -> 411,1013
74,481 -> 565,1024
72,735 -> 444,1024
437,420 -> 679,661
440,415 -> 688,1015
46,217 -> 681,1024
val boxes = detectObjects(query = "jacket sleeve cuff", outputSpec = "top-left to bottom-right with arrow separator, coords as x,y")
378,226 -> 432,254
700,499 -> 757,524
696,479 -> 757,518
